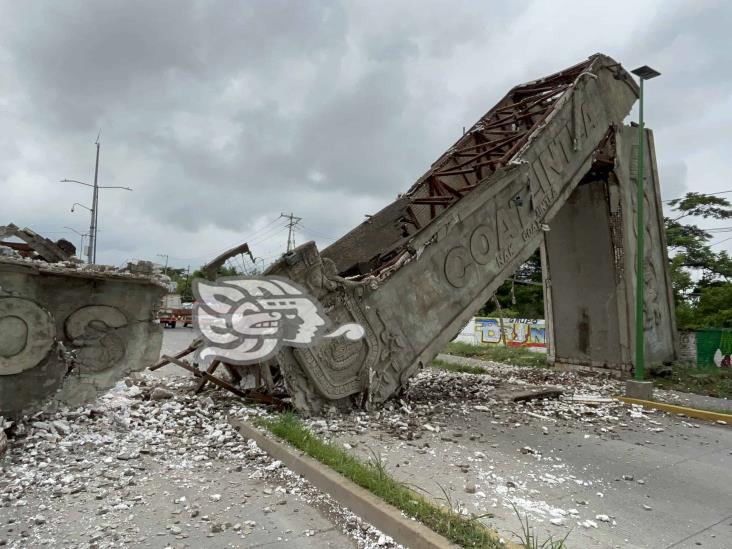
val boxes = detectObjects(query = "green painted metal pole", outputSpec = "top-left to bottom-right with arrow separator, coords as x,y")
635,78 -> 645,380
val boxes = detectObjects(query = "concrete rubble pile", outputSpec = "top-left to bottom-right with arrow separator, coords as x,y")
296,359 -> 693,540
262,53 -> 676,414
300,359 -> 626,444
0,373 -> 399,548
0,226 -> 169,419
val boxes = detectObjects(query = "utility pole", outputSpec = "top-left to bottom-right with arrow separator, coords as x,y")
62,134 -> 132,265
157,254 -> 170,276
183,265 -> 191,300
90,139 -> 100,263
280,212 -> 302,252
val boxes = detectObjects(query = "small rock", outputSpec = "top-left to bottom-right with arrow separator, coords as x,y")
464,482 -> 477,494
150,387 -> 174,401
622,474 -> 634,481
33,515 -> 46,525
52,420 -> 71,435
642,504 -> 652,511
209,523 -> 223,533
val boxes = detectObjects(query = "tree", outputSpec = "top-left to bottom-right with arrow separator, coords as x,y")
479,250 -> 544,318
665,192 -> 732,328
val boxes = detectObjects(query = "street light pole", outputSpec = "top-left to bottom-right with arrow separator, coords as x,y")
62,138 -> 132,265
63,227 -> 88,259
157,254 -> 169,276
630,65 -> 661,381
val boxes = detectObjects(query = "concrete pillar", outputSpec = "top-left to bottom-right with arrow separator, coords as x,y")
543,125 -> 677,375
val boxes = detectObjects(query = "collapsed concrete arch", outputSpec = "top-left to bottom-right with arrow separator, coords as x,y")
264,54 -> 677,414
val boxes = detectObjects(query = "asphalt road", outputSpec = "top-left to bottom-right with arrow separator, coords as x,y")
155,329 -> 732,548
338,354 -> 732,549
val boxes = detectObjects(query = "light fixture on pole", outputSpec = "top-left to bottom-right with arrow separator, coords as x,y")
630,65 -> 661,382
70,202 -> 92,213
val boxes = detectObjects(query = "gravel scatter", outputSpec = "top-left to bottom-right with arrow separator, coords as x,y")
0,374 -> 401,549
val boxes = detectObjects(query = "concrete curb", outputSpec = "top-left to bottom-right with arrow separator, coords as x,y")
230,417 -> 520,549
617,396 -> 732,425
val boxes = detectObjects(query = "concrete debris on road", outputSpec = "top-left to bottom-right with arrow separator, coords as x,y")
0,373 -> 401,549
290,355 -> 731,549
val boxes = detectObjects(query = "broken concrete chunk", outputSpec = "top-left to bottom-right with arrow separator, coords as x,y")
0,253 -> 166,419
150,387 -> 175,401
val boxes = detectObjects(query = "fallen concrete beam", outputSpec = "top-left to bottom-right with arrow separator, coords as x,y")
263,54 -> 651,414
0,223 -> 73,262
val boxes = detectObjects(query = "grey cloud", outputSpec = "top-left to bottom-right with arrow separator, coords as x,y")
1,0 -> 731,269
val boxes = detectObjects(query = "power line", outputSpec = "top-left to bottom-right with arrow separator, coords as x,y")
663,189 -> 732,203
247,224 -> 289,246
710,236 -> 732,248
298,223 -> 341,241
166,220 -> 289,263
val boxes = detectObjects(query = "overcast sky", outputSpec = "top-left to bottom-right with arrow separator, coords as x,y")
1,0 -> 730,271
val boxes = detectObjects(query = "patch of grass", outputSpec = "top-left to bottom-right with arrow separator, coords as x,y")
431,358 -> 489,375
650,363 -> 732,399
257,412 -> 503,548
511,504 -> 571,548
444,341 -> 548,369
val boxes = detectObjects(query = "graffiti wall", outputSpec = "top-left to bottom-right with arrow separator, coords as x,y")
455,318 -> 547,350
696,328 -> 732,370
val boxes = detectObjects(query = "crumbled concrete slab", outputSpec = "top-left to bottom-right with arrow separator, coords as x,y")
0,256 -> 167,419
